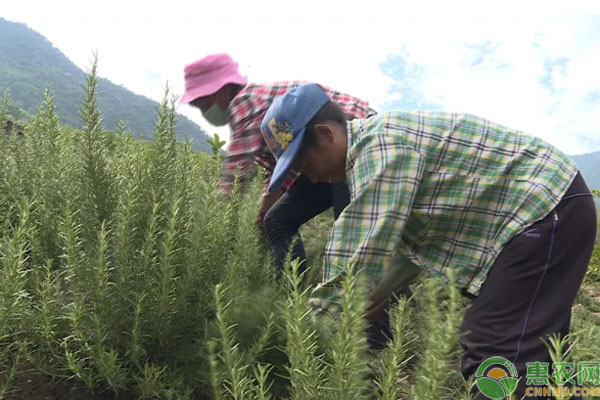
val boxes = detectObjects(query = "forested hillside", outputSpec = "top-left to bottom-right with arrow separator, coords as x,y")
0,17 -> 211,152
571,151 -> 600,191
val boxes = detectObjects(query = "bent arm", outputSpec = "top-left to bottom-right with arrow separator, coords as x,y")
311,134 -> 425,315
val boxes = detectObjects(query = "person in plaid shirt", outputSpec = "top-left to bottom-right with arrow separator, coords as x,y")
261,83 -> 597,399
180,53 -> 376,273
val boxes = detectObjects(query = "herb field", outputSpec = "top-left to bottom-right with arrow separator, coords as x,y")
1,63 -> 599,400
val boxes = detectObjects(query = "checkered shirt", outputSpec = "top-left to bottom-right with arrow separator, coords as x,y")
310,111 -> 578,315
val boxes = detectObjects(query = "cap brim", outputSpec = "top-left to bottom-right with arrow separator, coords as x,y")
267,128 -> 306,193
180,76 -> 248,104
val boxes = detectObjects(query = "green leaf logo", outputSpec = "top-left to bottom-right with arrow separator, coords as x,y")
475,357 -> 519,399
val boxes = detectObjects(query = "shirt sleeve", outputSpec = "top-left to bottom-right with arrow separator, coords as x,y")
219,132 -> 258,194
218,95 -> 263,194
310,134 -> 425,315
323,86 -> 377,120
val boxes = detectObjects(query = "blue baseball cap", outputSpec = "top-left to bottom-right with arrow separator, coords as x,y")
260,84 -> 331,193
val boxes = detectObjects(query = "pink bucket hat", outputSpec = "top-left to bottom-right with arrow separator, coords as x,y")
180,53 -> 248,104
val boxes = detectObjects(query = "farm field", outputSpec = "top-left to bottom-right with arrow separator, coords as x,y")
1,66 -> 599,400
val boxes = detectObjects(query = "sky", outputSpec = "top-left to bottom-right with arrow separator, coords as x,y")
2,1 -> 600,155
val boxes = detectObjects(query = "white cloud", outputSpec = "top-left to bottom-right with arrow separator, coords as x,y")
2,2 -> 600,153
379,16 -> 600,154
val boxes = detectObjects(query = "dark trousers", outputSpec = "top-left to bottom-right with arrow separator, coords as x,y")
263,175 -> 350,273
460,173 -> 597,400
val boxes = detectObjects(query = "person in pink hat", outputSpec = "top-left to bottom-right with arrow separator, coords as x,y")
181,53 -> 376,276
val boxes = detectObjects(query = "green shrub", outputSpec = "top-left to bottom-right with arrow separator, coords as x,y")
0,57 -> 280,399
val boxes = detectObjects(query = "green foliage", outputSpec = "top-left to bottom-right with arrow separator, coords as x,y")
282,260 -> 326,400
207,133 -> 226,160
0,58 -> 278,399
373,295 -> 415,400
1,54 -> 598,400
409,271 -> 463,400
541,333 -> 577,400
0,203 -> 31,397
324,263 -> 369,400
0,90 -> 8,135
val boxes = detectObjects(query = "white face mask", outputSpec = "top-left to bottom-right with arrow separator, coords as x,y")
202,102 -> 230,126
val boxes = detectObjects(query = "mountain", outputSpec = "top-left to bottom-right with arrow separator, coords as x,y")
0,17 -> 211,152
571,151 -> 600,191
1,18 -> 599,190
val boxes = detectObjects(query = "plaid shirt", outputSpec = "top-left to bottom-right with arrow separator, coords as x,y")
310,111 -> 578,314
220,81 -> 376,193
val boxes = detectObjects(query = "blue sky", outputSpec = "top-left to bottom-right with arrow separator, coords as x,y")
376,16 -> 600,154
2,1 -> 600,154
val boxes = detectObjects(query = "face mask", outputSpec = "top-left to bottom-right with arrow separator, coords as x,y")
202,102 -> 230,126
